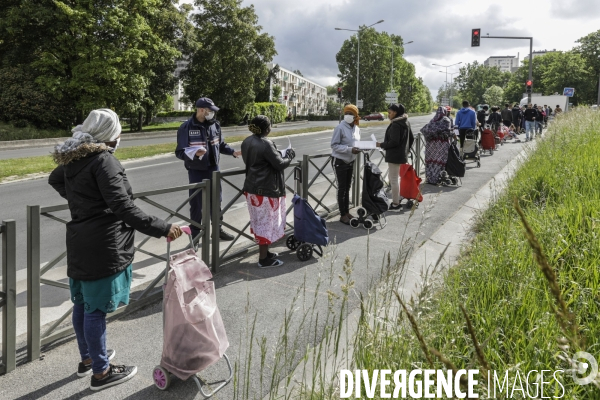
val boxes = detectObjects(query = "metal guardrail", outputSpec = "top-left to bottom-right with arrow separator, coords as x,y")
210,162 -> 301,272
26,182 -> 210,361
1,220 -> 16,375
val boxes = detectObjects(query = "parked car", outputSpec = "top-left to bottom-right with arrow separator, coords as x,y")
362,113 -> 385,121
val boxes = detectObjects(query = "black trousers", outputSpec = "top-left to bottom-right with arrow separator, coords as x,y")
332,158 -> 354,216
458,129 -> 471,148
188,169 -> 222,236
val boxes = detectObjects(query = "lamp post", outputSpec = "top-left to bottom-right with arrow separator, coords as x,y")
373,41 -> 413,91
335,20 -> 385,106
432,62 -> 462,99
439,70 -> 459,108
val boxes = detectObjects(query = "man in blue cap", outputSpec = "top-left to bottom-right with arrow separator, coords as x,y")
175,97 -> 242,241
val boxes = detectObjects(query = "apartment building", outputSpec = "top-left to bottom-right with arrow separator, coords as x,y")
484,56 -> 519,73
173,60 -> 193,111
267,63 -> 328,116
523,49 -> 558,62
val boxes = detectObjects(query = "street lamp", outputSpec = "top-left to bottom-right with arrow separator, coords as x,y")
441,71 -> 459,108
432,62 -> 462,98
373,41 -> 414,91
335,20 -> 385,106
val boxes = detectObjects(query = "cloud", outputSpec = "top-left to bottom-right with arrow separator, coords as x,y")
183,0 -> 600,95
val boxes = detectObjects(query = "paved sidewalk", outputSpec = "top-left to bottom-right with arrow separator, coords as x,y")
0,136 -> 531,399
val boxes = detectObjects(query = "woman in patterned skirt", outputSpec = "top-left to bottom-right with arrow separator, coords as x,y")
241,115 -> 296,268
421,107 -> 453,185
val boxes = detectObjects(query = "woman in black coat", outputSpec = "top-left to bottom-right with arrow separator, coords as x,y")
48,109 -> 182,391
241,115 -> 295,268
376,103 -> 414,211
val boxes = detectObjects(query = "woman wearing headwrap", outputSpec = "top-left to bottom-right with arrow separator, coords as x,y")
241,115 -> 295,267
48,109 -> 183,391
330,104 -> 361,224
421,106 -> 453,185
376,103 -> 414,211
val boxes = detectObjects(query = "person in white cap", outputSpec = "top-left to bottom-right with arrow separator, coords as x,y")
49,108 -> 183,391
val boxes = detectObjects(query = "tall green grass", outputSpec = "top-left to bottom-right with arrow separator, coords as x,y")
343,109 -> 600,398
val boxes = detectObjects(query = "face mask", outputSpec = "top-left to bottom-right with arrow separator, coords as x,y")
206,111 -> 215,120
110,137 -> 121,152
344,115 -> 355,124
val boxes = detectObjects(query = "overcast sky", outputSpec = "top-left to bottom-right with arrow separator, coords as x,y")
184,0 -> 600,97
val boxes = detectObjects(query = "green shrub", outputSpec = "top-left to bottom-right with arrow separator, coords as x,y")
155,110 -> 194,117
247,102 -> 287,124
307,114 -> 339,121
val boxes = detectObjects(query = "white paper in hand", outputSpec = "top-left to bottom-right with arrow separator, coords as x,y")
279,138 -> 292,157
371,133 -> 383,152
184,145 -> 206,160
354,141 -> 377,150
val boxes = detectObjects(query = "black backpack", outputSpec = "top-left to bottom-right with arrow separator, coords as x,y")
445,142 -> 466,178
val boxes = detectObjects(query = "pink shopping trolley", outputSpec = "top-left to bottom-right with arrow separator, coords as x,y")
152,226 -> 233,397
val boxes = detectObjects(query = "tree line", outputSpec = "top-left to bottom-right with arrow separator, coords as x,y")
335,27 -> 433,114
439,29 -> 600,108
0,0 -> 278,131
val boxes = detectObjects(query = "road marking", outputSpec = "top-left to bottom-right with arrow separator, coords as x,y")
315,137 -> 331,141
318,148 -> 331,153
126,161 -> 180,171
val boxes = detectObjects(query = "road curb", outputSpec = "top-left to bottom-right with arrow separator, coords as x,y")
0,121 -> 310,150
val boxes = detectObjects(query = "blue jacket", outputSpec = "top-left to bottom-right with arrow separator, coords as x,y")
454,108 -> 477,130
175,115 -> 235,171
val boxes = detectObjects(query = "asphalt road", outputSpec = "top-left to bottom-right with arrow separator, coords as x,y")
0,115 -> 534,400
0,121 -> 344,161
0,114 -> 432,275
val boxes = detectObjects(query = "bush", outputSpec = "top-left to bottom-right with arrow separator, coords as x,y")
156,111 -> 194,117
247,102 -> 287,124
0,66 -> 75,129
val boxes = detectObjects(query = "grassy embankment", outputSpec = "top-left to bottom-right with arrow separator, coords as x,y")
335,108 -> 600,398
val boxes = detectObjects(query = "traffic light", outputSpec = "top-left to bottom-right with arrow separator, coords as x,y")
337,87 -> 342,99
526,80 -> 533,94
471,29 -> 480,47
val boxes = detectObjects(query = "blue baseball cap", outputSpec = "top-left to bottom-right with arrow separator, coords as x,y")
195,97 -> 219,111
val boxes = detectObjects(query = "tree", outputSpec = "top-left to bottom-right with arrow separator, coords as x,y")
454,61 -> 511,106
271,85 -> 282,101
293,70 -> 303,77
326,85 -> 338,96
183,0 -> 276,124
0,0 -> 187,128
483,85 -> 504,107
326,99 -> 341,117
336,29 -> 432,112
574,29 -> 600,104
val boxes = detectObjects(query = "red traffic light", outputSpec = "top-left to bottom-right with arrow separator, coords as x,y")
473,30 -> 479,36
526,80 -> 532,86
337,87 -> 342,92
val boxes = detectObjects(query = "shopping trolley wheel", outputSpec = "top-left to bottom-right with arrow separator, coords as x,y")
490,148 -> 494,155
363,219 -> 374,230
356,207 -> 367,218
286,235 -> 298,250
350,218 -> 360,228
477,161 -> 481,168
153,366 -> 171,391
451,177 -> 458,185
297,243 -> 313,261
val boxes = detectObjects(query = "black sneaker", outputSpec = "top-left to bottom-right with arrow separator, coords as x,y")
388,203 -> 403,212
258,258 -> 284,268
77,349 -> 116,377
219,229 -> 234,241
90,364 -> 137,391
267,251 -> 279,259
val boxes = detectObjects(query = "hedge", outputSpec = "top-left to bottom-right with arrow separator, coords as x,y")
156,111 -> 194,117
247,102 -> 287,124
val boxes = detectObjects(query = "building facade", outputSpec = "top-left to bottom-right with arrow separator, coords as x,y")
484,56 -> 519,73
523,49 -> 557,62
267,63 -> 328,116
173,60 -> 193,111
